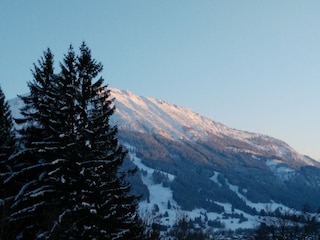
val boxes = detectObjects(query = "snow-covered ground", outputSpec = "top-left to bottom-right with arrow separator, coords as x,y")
266,159 -> 295,180
127,146 -> 297,232
210,171 -> 222,187
127,145 -> 293,232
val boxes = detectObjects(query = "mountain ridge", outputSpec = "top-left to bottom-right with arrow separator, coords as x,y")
110,88 -> 318,169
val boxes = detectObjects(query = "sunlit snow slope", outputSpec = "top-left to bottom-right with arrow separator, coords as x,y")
110,88 -> 318,169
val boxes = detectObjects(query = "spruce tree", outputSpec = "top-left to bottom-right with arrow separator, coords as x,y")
0,86 -> 16,240
7,43 -> 146,239
48,43 -> 146,239
6,49 -> 63,239
71,43 -> 145,239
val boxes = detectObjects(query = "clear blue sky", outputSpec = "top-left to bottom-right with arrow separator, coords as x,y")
1,1 -> 320,160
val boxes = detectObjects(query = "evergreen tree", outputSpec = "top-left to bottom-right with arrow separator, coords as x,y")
6,43 -> 146,239
5,49 -> 63,239
49,43 -> 145,239
0,86 -> 16,240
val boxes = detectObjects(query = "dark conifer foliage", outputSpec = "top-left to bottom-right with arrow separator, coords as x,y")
0,86 -> 15,159
5,43 -> 146,239
5,48 -> 62,239
0,86 -> 16,240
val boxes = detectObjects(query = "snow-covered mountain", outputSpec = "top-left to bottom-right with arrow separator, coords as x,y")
8,88 -> 320,233
111,88 -> 317,169
109,89 -> 320,230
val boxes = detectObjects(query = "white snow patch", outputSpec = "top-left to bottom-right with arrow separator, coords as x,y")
210,171 -> 222,187
127,145 -> 178,227
266,159 -> 295,180
61,175 -> 66,183
90,209 -> 97,214
225,178 -> 291,213
252,155 -> 261,160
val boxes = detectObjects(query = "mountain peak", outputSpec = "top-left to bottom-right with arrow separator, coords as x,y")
110,88 -> 318,169
112,88 -> 235,140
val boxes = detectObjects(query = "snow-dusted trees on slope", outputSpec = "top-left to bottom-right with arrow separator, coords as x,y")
0,85 -> 16,240
5,43 -> 146,239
